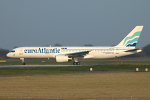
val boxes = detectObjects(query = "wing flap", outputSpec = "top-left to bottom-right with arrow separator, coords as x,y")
66,51 -> 90,57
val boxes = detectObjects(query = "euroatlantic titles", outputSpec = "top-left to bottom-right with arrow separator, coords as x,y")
24,48 -> 60,53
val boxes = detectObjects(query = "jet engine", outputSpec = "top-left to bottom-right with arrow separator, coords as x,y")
55,55 -> 72,62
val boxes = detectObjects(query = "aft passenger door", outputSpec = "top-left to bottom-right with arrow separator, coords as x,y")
115,49 -> 119,57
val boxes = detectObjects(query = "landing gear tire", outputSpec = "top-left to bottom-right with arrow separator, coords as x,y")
73,62 -> 80,65
22,62 -> 26,65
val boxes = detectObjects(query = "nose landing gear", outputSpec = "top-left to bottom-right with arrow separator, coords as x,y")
20,58 -> 25,65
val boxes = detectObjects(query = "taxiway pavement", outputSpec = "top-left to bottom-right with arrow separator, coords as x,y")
0,64 -> 93,68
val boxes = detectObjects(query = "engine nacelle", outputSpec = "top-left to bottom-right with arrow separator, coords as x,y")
55,55 -> 72,62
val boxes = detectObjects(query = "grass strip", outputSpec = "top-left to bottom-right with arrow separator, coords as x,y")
0,64 -> 149,76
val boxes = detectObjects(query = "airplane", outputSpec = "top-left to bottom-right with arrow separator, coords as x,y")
7,26 -> 143,65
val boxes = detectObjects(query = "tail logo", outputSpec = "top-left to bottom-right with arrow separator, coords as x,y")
123,31 -> 141,47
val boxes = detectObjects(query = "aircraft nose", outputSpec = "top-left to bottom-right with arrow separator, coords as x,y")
6,53 -> 10,57
6,53 -> 12,57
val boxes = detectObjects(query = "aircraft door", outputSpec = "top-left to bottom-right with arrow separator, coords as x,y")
115,49 -> 119,57
19,49 -> 23,55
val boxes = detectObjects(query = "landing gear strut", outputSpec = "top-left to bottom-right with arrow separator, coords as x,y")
20,58 -> 25,65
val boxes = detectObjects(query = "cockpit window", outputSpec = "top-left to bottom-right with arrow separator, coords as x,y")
10,50 -> 15,52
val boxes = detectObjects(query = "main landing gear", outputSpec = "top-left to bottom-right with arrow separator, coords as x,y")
73,57 -> 80,65
73,62 -> 80,65
20,58 -> 25,65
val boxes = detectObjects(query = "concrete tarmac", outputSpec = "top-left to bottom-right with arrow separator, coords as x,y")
0,64 -> 110,68
0,64 -> 92,68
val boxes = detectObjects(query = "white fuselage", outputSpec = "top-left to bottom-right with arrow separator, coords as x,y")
7,46 -> 140,59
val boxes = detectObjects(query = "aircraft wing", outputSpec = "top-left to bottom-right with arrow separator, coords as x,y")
66,51 -> 90,57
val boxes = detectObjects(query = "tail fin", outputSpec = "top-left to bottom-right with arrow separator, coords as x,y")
115,26 -> 143,48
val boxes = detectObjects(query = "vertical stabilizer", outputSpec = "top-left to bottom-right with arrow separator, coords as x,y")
115,26 -> 143,48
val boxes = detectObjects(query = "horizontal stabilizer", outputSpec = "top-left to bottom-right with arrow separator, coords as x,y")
125,48 -> 142,52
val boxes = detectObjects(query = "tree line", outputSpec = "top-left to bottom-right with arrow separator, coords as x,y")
0,48 -> 9,59
0,44 -> 150,59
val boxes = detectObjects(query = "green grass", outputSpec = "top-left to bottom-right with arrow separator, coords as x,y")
0,57 -> 150,76
0,64 -> 150,76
